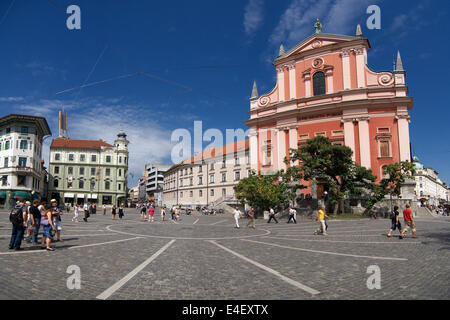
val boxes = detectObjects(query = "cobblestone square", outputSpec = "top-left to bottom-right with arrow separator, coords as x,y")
0,209 -> 448,300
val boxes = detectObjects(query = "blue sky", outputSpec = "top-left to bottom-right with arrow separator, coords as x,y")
0,0 -> 449,186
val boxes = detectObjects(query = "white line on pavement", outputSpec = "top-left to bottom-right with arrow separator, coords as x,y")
277,229 -> 387,234
60,233 -> 119,237
208,240 -> 320,296
240,239 -> 408,261
96,239 -> 176,300
69,237 -> 144,249
193,219 -> 199,225
209,220 -> 228,226
262,236 -> 422,245
0,249 -> 48,255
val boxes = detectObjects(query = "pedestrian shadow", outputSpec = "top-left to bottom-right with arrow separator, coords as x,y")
422,232 -> 450,246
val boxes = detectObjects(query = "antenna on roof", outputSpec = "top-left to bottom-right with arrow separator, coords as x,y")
58,106 -> 69,139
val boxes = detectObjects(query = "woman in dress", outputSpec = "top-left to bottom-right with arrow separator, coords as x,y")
111,205 -> 117,220
72,204 -> 79,222
118,204 -> 124,220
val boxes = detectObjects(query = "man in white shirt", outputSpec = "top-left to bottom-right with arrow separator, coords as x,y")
267,207 -> 278,223
287,207 -> 297,224
233,207 -> 242,229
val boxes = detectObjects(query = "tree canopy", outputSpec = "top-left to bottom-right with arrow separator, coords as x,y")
235,171 -> 296,211
287,135 -> 376,213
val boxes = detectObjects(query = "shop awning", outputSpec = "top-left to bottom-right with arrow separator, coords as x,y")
88,194 -> 98,199
32,193 -> 41,200
64,193 -> 75,198
0,191 -> 6,199
13,191 -> 31,199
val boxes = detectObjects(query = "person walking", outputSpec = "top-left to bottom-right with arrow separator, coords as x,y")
401,204 -> 417,238
51,199 -> 64,242
118,204 -> 124,220
102,204 -> 107,215
72,204 -> 79,222
140,204 -> 147,221
111,205 -> 117,220
387,205 -> 403,239
83,203 -> 89,222
267,207 -> 278,223
24,201 -> 34,243
171,206 -> 176,220
31,200 -> 42,244
8,200 -> 27,251
161,206 -> 166,221
92,203 -> 97,215
148,206 -> 155,222
246,207 -> 256,229
314,206 -> 327,236
40,208 -> 56,251
233,207 -> 242,229
287,207 -> 297,224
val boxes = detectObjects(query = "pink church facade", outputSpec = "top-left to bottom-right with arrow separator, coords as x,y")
245,27 -> 413,194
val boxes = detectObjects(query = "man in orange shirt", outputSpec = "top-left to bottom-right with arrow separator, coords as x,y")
401,204 -> 417,238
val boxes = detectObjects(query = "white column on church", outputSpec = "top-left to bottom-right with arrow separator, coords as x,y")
288,126 -> 298,166
397,115 -> 411,162
358,118 -> 371,169
288,63 -> 296,100
325,67 -> 334,94
355,47 -> 365,88
342,49 -> 351,90
303,72 -> 311,97
343,119 -> 356,161
249,128 -> 258,171
277,67 -> 285,102
277,128 -> 287,171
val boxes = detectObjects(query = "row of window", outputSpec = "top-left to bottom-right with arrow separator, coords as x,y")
0,126 -> 32,136
179,188 -> 227,198
177,157 -> 249,176
166,170 -> 251,190
0,174 -> 37,188
0,139 -> 35,151
54,153 -> 127,164
54,166 -> 123,177
53,179 -> 121,191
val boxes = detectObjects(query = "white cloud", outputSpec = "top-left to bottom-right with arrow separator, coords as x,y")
268,0 -> 376,54
0,97 -> 24,102
69,105 -> 173,186
14,97 -> 175,187
244,0 -> 265,36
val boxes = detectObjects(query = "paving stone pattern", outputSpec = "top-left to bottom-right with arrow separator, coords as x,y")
0,208 -> 448,300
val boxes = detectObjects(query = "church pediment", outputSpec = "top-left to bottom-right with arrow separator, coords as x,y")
276,34 -> 367,62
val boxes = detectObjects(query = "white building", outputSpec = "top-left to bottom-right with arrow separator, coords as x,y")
146,163 -> 171,206
413,156 -> 448,206
0,114 -> 52,209
163,140 -> 250,208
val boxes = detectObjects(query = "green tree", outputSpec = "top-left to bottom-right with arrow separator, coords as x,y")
367,161 -> 416,210
235,171 -> 297,212
287,136 -> 377,214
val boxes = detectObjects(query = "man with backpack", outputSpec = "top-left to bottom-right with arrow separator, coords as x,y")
9,200 -> 27,250
387,205 -> 403,239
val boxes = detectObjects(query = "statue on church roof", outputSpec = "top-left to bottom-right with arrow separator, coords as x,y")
314,18 -> 322,34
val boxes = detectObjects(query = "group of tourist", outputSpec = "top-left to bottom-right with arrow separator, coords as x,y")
137,202 -> 184,222
8,198 -> 63,251
387,204 -> 417,239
